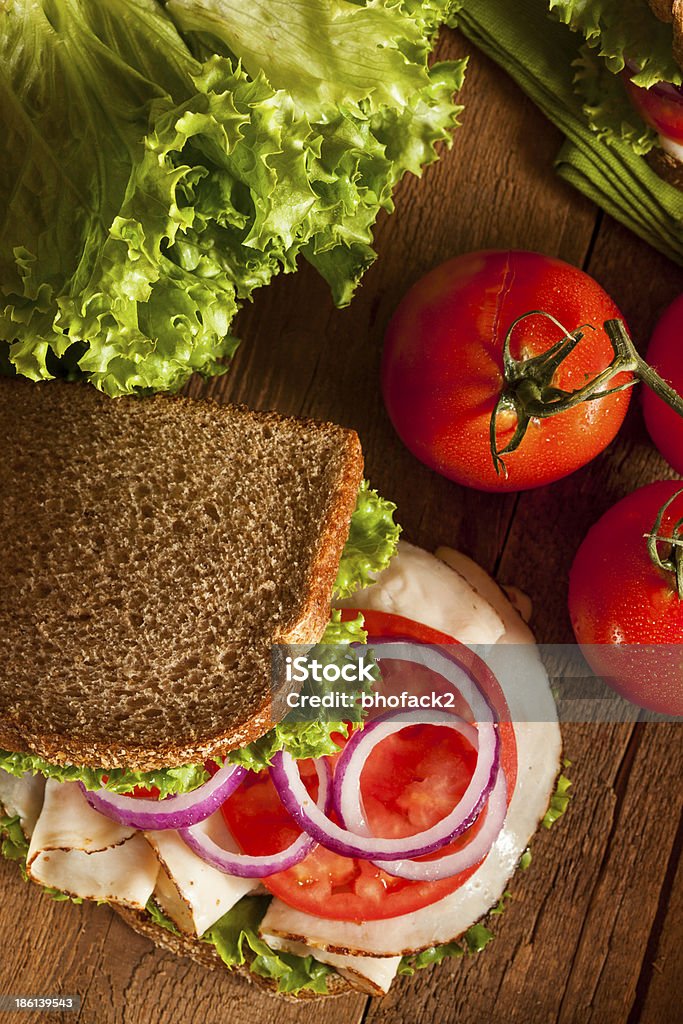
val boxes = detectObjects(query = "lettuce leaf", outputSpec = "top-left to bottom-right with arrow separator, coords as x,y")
228,719 -> 350,774
398,922 -> 495,975
398,891 -> 510,974
334,481 -> 401,598
1,0 -> 465,396
573,45 -> 657,155
0,751 -> 209,798
166,0 -> 430,116
204,895 -> 332,995
147,897 -> 181,934
542,765 -> 572,829
549,0 -> 682,88
0,813 -> 29,865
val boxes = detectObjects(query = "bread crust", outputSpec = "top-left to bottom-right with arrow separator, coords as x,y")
0,380 -> 364,770
649,0 -> 674,22
113,906 -> 353,1001
673,0 -> 683,67
279,429 -> 363,646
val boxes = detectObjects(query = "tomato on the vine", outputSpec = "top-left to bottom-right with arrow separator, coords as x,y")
382,250 -> 632,492
643,294 -> 683,475
569,481 -> 683,716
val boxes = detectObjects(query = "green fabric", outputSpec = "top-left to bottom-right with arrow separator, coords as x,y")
456,0 -> 683,264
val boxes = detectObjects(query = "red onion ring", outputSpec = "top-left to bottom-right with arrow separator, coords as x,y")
650,79 -> 683,101
270,645 -> 499,861
82,762 -> 247,831
370,767 -> 508,881
363,638 -> 498,725
179,758 -> 331,877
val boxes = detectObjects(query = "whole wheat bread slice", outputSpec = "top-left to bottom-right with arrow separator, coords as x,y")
0,379 -> 363,770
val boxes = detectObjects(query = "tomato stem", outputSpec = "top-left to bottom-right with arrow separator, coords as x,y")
644,488 -> 683,600
490,313 -> 683,475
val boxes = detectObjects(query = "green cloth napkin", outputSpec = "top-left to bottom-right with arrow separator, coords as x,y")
456,0 -> 683,265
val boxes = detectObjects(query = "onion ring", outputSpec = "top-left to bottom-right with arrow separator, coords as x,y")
179,757 -> 331,877
82,762 -> 247,831
271,644 -> 499,860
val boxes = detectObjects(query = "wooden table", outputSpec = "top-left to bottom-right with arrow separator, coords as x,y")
2,27 -> 682,1024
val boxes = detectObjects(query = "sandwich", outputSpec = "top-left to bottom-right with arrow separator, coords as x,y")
0,379 -> 565,999
550,0 -> 683,187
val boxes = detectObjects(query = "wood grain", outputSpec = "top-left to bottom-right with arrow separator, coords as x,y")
2,24 -> 681,1024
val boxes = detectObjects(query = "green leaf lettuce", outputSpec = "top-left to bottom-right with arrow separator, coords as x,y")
0,813 -> 29,865
573,45 -> 657,155
0,752 -> 209,799
334,481 -> 401,599
549,0 -> 682,87
542,766 -> 572,829
204,895 -> 332,995
1,0 -> 465,395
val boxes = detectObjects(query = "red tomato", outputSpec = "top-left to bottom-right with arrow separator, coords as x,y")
569,481 -> 683,715
129,785 -> 161,798
222,610 -> 517,922
382,250 -> 631,492
642,295 -> 683,475
623,72 -> 683,144
102,776 -> 160,800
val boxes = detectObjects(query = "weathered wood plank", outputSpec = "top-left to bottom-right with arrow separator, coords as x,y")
636,822 -> 683,1024
555,725 -> 682,1024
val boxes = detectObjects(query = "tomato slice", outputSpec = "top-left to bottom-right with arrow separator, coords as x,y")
129,785 -> 161,799
222,610 -> 517,922
623,71 -> 683,143
101,776 -> 161,800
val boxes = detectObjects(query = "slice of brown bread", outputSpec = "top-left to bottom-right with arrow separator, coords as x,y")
0,379 -> 363,769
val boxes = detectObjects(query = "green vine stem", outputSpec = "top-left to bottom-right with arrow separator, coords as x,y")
644,488 -> 683,600
490,312 -> 683,475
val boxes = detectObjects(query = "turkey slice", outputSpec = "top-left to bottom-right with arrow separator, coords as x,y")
26,780 -> 159,909
336,540 -> 505,645
435,547 -> 534,644
146,812 -> 258,937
